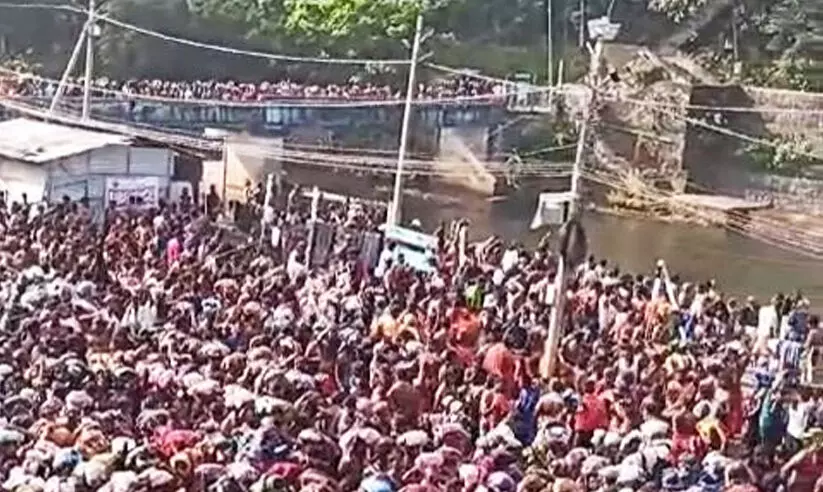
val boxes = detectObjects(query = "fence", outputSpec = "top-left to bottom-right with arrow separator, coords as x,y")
743,174 -> 823,215
268,221 -> 382,270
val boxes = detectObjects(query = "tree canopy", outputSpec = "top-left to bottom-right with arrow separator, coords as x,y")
0,0 -> 820,90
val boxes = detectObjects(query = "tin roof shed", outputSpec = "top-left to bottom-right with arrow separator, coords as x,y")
0,118 -> 131,164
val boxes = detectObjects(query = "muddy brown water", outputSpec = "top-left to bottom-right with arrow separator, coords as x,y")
403,193 -> 823,307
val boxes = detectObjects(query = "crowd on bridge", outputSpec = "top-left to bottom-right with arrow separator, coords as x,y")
1,75 -> 506,103
0,181 -> 821,492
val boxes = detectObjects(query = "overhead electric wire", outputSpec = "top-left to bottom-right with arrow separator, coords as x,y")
0,2 -> 79,13
582,168 -> 823,259
0,2 -> 411,65
8,4 -> 816,246
429,60 -> 823,117
426,63 -> 525,87
605,93 -> 823,116
0,67 -> 558,108
582,169 -> 820,258
676,179 -> 823,240
4,93 -> 578,173
273,156 -> 575,178
602,90 -> 823,239
591,123 -> 823,239
218,144 -> 577,176
2,95 -> 578,179
0,98 -> 221,150
10,3 -> 823,116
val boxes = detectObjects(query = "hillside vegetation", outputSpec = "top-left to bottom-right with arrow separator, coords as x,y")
0,0 -> 819,89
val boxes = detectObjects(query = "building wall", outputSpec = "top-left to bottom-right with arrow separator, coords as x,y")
46,144 -> 174,208
684,85 -> 823,214
223,136 -> 284,202
0,157 -> 49,205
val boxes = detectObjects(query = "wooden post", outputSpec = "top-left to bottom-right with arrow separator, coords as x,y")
304,186 -> 320,267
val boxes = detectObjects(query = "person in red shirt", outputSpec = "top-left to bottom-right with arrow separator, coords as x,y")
479,378 -> 510,435
574,378 -> 609,447
669,411 -> 707,463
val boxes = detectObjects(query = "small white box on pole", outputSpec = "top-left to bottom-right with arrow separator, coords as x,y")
530,191 -> 577,230
587,16 -> 621,41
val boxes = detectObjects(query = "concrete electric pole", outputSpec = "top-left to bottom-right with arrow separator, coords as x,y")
547,0 -> 553,86
81,0 -> 96,120
387,13 -> 424,227
541,40 -> 603,379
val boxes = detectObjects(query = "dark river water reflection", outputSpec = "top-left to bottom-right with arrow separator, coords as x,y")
407,194 -> 823,307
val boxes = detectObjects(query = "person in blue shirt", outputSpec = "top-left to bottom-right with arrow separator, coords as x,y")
758,386 -> 789,453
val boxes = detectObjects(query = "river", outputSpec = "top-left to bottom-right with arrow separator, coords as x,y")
407,193 -> 823,307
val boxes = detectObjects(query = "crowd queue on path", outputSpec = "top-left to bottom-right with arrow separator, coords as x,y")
0,76 -> 505,103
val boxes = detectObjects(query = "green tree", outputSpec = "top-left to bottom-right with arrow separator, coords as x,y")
96,0 -> 276,79
190,0 -> 423,59
745,135 -> 817,175
647,0 -> 708,22
0,0 -> 83,74
0,0 -> 651,82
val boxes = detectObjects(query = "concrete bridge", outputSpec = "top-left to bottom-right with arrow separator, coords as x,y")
1,93 -> 558,195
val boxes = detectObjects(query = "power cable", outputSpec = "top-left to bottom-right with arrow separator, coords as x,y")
603,92 -> 823,238
0,2 -> 79,14
426,63 -> 524,87
585,166 -> 823,247
0,2 -> 411,65
582,169 -> 815,257
2,96 -> 579,179
676,179 -> 823,240
605,93 -> 823,116
0,3 -> 553,86
273,155 -> 575,178
0,98 -> 221,151
11,2 -> 823,117
428,61 -> 823,117
216,144 -> 577,176
589,124 -> 823,240
582,168 -> 823,259
0,67 -> 558,108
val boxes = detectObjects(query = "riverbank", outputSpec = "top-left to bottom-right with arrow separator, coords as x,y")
592,203 -> 715,225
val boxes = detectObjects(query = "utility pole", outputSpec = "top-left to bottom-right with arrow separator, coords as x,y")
304,186 -> 320,267
541,40 -> 602,380
730,4 -> 740,80
387,13 -> 424,226
547,0 -> 553,86
81,0 -> 96,120
49,28 -> 88,113
260,173 -> 274,244
578,0 -> 587,48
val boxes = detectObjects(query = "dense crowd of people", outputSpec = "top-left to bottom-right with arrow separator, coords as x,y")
0,184 -> 821,492
1,75 -> 505,102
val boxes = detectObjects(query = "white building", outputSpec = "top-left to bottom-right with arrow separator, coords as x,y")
0,118 -> 175,208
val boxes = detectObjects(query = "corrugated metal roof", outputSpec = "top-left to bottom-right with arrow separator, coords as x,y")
1,100 -> 223,156
0,118 -> 131,164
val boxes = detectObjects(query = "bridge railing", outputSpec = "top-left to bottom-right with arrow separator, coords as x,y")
11,96 -> 510,130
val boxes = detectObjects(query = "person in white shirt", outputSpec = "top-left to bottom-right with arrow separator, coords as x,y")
689,283 -> 707,317
501,244 -> 519,274
787,392 -> 812,453
756,297 -> 779,354
375,243 -> 395,279
286,249 -> 306,282
152,212 -> 165,233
